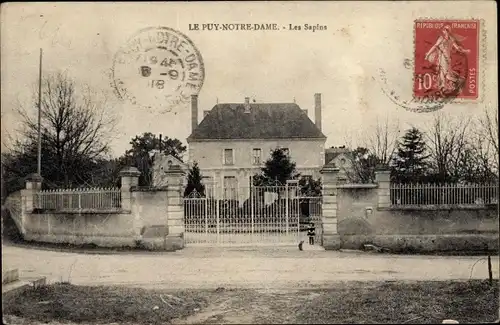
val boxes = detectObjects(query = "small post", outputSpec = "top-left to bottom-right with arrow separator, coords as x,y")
488,255 -> 493,285
251,186 -> 254,237
285,182 -> 289,235
204,197 -> 208,235
216,197 -> 220,245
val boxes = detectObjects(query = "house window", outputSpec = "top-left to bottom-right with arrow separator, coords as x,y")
202,176 -> 214,197
223,176 -> 237,199
224,149 -> 234,165
252,148 -> 262,165
224,176 -> 236,187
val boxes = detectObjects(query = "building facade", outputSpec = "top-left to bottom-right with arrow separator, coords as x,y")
324,146 -> 352,183
187,94 -> 327,197
151,153 -> 189,187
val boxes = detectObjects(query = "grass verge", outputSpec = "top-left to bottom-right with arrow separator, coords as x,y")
2,280 -> 498,324
296,280 -> 499,324
2,283 -> 208,325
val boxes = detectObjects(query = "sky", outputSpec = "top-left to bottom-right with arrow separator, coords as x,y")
1,1 -> 497,158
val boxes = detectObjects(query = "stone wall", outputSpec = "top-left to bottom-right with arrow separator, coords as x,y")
23,211 -> 136,247
320,168 -> 499,253
336,187 -> 498,236
16,167 -> 186,251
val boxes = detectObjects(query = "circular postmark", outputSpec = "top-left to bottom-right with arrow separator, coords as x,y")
377,59 -> 467,114
112,27 -> 205,113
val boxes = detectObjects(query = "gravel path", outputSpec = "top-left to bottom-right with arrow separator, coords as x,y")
2,244 -> 499,289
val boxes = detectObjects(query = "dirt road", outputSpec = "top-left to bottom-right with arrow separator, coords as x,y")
2,244 -> 498,289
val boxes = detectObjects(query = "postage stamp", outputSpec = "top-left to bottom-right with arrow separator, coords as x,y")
413,19 -> 480,102
112,26 -> 205,113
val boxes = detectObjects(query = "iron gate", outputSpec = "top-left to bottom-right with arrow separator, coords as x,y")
183,185 -> 322,247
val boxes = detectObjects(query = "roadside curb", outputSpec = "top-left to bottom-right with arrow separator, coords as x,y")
2,276 -> 47,301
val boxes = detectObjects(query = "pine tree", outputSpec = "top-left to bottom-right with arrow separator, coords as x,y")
183,162 -> 205,197
253,148 -> 299,186
391,127 -> 429,183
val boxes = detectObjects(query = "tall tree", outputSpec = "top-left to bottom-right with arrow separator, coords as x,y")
253,148 -> 299,186
2,72 -> 116,194
121,132 -> 187,186
477,105 -> 499,174
364,116 -> 400,166
425,113 -> 470,183
183,162 -> 205,197
391,127 -> 429,183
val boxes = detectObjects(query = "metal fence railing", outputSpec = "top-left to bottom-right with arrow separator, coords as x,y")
390,183 -> 498,206
34,188 -> 122,212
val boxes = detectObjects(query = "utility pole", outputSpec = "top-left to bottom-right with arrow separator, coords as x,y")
37,48 -> 43,176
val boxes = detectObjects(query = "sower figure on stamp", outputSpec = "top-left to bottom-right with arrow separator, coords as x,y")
424,25 -> 471,91
307,222 -> 316,245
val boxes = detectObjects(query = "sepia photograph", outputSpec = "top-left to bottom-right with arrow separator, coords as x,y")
1,1 -> 498,324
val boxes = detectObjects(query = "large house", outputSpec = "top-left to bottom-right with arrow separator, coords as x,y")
187,94 -> 327,196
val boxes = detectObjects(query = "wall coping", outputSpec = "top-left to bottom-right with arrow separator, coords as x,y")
119,167 -> 141,177
379,204 -> 498,211
31,208 -> 131,214
131,186 -> 169,192
25,173 -> 43,182
336,183 -> 378,189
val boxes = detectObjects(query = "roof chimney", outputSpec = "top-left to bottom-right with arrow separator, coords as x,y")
191,94 -> 198,133
314,93 -> 322,131
244,97 -> 251,113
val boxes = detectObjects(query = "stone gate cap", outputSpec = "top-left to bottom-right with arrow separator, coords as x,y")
374,164 -> 391,172
24,173 -> 43,182
119,166 -> 141,177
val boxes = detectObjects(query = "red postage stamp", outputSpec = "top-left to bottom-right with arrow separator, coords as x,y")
413,19 -> 480,101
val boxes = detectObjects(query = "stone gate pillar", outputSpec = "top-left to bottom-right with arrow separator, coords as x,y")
119,167 -> 141,212
320,165 -> 341,250
375,169 -> 391,209
165,165 -> 186,250
20,173 -> 43,235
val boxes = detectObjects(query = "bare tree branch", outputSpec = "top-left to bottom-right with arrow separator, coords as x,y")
9,71 -> 117,187
477,104 -> 499,173
425,113 -> 473,182
362,115 -> 400,166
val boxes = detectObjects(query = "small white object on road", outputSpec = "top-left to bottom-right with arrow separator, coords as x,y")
442,319 -> 459,324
